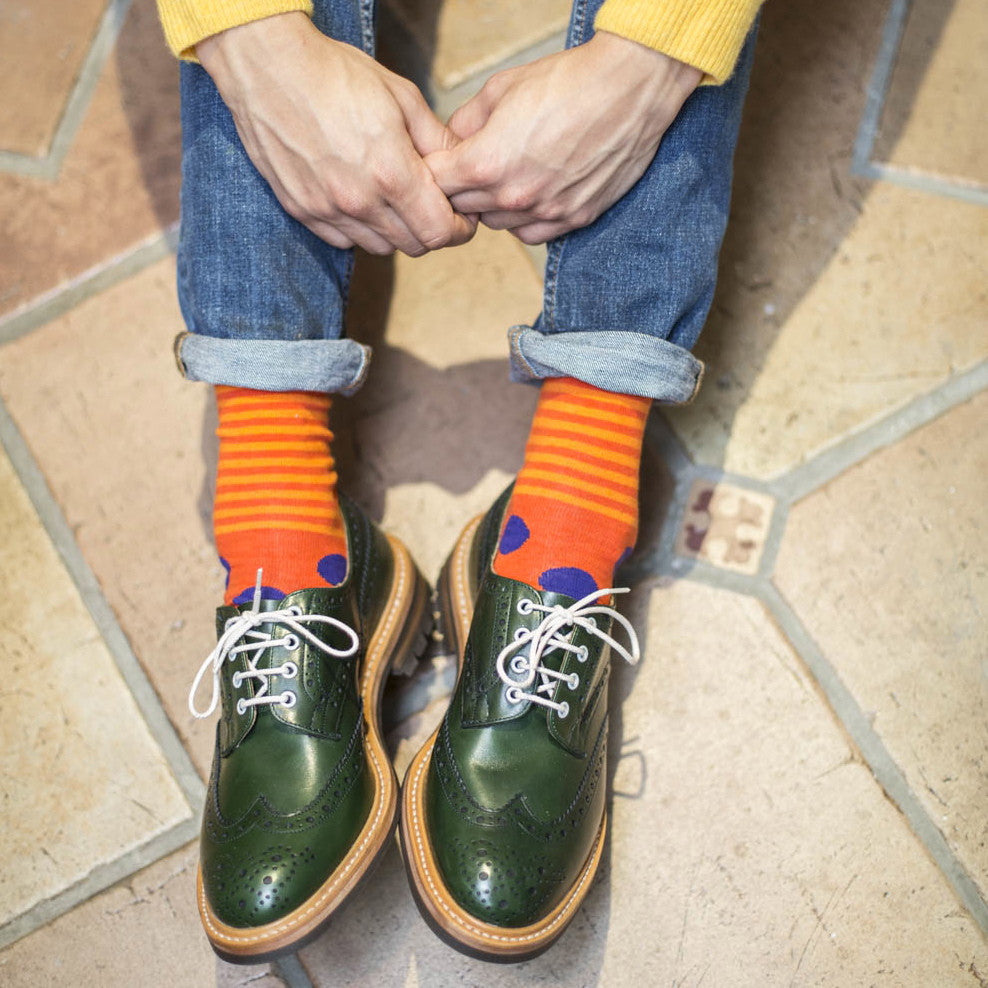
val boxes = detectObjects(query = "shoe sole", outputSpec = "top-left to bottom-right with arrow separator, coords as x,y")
399,516 -> 607,963
198,534 -> 431,964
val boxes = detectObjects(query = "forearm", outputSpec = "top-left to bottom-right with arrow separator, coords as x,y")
595,0 -> 763,84
155,0 -> 312,60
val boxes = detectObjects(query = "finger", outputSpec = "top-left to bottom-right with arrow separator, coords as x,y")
508,220 -> 572,245
447,211 -> 478,247
446,86 -> 495,141
304,220 -> 356,251
448,188 -> 500,213
390,78 -> 449,158
390,162 -> 475,250
321,216 -> 397,256
476,208 -> 533,231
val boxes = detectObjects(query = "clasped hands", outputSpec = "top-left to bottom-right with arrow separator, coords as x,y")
198,12 -> 701,257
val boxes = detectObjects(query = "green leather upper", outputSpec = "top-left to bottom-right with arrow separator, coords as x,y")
426,493 -> 615,928
199,497 -> 394,929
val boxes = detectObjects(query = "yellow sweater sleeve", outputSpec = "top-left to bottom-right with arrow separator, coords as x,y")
595,0 -> 762,84
156,0 -> 313,60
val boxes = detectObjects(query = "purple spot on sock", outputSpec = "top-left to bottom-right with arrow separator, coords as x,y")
499,515 -> 530,555
219,557 -> 231,590
538,567 -> 598,599
232,585 -> 284,605
616,546 -> 634,569
317,553 -> 347,586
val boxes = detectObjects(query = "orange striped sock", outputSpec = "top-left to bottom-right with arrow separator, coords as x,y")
213,386 -> 348,606
492,377 -> 650,598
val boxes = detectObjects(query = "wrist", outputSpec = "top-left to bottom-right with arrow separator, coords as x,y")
197,11 -> 316,82
591,29 -> 702,103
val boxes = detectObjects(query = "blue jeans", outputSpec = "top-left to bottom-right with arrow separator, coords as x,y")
175,0 -> 755,403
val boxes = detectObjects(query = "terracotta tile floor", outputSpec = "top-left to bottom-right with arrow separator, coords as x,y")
0,0 -> 985,984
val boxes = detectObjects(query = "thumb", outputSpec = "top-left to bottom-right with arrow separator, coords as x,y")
422,144 -> 470,196
446,87 -> 494,141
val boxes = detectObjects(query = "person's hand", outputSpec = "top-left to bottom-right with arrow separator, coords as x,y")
425,31 -> 702,244
197,12 -> 476,256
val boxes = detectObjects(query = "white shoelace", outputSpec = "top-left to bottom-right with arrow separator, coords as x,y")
188,572 -> 360,720
495,588 -> 640,719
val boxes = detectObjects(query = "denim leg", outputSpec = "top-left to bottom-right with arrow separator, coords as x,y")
509,0 -> 757,403
175,0 -> 378,394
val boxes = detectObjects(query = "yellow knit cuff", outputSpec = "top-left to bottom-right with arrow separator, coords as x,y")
594,0 -> 761,85
156,0 -> 314,60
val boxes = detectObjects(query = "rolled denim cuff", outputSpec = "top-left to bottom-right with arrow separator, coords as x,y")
173,333 -> 372,396
508,326 -> 704,404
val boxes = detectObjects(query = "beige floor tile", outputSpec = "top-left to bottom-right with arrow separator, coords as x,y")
775,392 -> 988,901
0,441 -> 190,928
670,179 -> 988,479
0,258 -> 221,777
297,580 -> 986,984
385,0 -> 570,90
0,0 -> 108,157
664,0 -> 987,479
875,0 -> 988,186
0,844 -> 218,986
0,0 -> 179,317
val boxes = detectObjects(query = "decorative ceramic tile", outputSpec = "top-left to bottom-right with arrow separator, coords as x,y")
675,479 -> 775,574
0,0 -> 108,156
874,0 -> 988,186
775,391 -> 988,900
0,442 -> 190,930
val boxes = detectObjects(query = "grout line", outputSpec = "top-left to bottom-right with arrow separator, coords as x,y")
0,823 -> 198,951
274,952 -> 316,988
854,160 -> 988,207
0,398 -> 204,812
849,0 -> 986,205
780,359 -> 988,504
0,224 -> 178,346
754,497 -> 789,581
0,0 -> 134,180
427,31 -> 567,121
852,0 -> 911,177
759,581 -> 988,934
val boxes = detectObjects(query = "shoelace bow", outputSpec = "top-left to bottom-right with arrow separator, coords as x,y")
188,572 -> 360,720
495,587 -> 640,719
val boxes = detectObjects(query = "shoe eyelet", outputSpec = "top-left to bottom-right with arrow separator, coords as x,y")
282,634 -> 300,652
556,701 -> 570,719
235,698 -> 247,716
231,671 -> 243,688
509,655 -> 528,675
585,616 -> 597,629
280,690 -> 298,709
513,627 -> 528,641
282,661 -> 298,679
516,598 -> 534,615
505,686 -> 524,705
287,605 -> 304,617
568,674 -> 580,691
577,645 -> 589,663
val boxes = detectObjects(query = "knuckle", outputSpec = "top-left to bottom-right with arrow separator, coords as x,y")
498,183 -> 538,213
336,187 -> 374,220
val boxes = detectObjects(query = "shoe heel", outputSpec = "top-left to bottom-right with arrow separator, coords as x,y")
390,566 -> 433,677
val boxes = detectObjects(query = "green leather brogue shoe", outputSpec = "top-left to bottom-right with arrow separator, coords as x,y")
400,491 -> 639,961
189,498 -> 429,963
